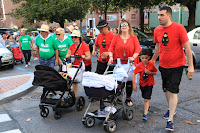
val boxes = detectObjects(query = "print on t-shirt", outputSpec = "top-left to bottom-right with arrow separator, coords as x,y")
142,72 -> 148,80
76,52 -> 80,60
102,38 -> 106,48
162,32 -> 169,46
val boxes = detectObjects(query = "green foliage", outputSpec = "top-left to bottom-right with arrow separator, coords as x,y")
11,0 -> 90,27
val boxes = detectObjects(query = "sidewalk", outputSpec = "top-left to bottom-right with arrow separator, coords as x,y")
0,73 -> 36,105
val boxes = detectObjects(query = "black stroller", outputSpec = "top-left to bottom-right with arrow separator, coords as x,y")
82,59 -> 134,132
32,57 -> 85,119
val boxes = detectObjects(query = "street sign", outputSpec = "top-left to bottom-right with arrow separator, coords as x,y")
1,18 -> 4,23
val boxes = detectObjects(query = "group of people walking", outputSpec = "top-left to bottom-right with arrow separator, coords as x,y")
30,6 -> 194,131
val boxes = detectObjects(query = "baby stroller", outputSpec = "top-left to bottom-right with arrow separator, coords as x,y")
82,59 -> 135,132
11,45 -> 23,64
32,56 -> 85,119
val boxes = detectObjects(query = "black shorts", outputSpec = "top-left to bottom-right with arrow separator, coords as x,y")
85,64 -> 92,72
95,61 -> 114,74
140,85 -> 153,100
159,66 -> 184,94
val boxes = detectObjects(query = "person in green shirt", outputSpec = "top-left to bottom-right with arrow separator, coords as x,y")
35,24 -> 59,68
19,30 -> 33,68
55,28 -> 73,65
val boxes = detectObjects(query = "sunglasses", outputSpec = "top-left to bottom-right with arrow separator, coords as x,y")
56,34 -> 61,36
121,23 -> 128,27
72,36 -> 78,39
141,57 -> 148,59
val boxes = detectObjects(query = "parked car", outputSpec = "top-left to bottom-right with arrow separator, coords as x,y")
0,28 -> 13,35
187,27 -> 200,67
0,43 -> 14,68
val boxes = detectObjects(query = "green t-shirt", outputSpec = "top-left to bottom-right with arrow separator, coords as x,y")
56,36 -> 73,61
35,35 -> 58,59
52,34 -> 57,40
19,35 -> 32,50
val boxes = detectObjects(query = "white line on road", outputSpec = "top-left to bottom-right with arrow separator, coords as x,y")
0,129 -> 21,133
0,114 -> 12,123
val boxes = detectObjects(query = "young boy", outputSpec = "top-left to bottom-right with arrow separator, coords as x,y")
132,48 -> 158,121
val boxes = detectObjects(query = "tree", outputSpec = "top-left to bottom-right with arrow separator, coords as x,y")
11,0 -> 90,28
167,0 -> 199,31
113,0 -> 162,32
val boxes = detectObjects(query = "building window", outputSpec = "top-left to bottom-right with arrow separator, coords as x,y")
107,15 -> 117,21
131,14 -> 136,20
144,12 -> 148,18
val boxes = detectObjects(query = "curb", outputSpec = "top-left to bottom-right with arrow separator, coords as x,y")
0,74 -> 38,105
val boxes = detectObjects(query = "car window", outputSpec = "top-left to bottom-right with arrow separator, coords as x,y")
133,29 -> 148,39
193,30 -> 200,40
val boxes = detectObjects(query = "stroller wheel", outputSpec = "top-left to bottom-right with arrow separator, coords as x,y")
84,116 -> 95,128
122,108 -> 133,120
40,107 -> 49,117
75,96 -> 85,111
54,109 -> 62,120
103,120 -> 117,133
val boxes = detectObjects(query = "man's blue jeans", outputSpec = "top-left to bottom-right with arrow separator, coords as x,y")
39,55 -> 56,68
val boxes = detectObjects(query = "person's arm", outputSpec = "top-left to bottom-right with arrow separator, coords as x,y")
36,46 -> 40,58
150,43 -> 159,63
55,49 -> 59,66
92,44 -> 98,57
132,73 -> 137,92
83,51 -> 91,60
144,68 -> 157,75
183,41 -> 194,79
19,42 -> 22,51
65,49 -> 72,59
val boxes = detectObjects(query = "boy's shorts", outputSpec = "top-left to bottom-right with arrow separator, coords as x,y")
140,85 -> 153,100
159,66 -> 184,94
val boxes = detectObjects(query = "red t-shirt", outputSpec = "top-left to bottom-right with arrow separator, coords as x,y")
154,22 -> 189,68
109,34 -> 141,66
69,41 -> 91,66
95,31 -> 114,63
134,61 -> 158,87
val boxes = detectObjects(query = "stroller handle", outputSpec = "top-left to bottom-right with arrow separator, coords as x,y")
113,58 -> 134,63
64,55 -> 84,63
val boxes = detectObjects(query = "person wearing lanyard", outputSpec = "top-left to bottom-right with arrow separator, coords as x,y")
108,19 -> 141,106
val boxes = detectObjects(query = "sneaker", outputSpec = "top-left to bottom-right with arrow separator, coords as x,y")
147,107 -> 150,115
163,110 -> 176,119
125,99 -> 133,107
142,114 -> 148,121
28,62 -> 30,65
25,65 -> 28,68
165,121 -> 174,131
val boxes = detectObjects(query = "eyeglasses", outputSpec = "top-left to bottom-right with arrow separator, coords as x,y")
56,34 -> 61,36
121,23 -> 128,27
72,36 -> 78,39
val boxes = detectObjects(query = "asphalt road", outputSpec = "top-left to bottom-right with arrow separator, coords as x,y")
0,57 -> 200,133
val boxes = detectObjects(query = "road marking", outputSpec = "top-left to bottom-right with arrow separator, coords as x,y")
0,114 -> 12,123
0,129 -> 21,133
15,67 -> 26,72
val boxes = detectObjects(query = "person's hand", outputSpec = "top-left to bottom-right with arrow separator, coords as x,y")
128,57 -> 135,62
92,50 -> 96,57
133,84 -> 137,92
150,60 -> 155,64
81,55 -> 86,59
145,68 -> 151,74
55,59 -> 58,66
187,66 -> 194,79
108,57 -> 113,65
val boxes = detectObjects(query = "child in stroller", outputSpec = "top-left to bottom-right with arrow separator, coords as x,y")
32,56 -> 85,119
82,58 -> 135,132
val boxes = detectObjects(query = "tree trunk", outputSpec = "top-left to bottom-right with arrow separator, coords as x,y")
104,0 -> 107,22
186,2 -> 196,32
80,19 -> 83,34
59,20 -> 64,28
140,7 -> 144,33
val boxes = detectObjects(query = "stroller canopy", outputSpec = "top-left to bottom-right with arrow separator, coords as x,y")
32,65 -> 69,89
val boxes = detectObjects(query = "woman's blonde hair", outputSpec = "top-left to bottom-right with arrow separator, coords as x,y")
56,28 -> 65,35
118,19 -> 133,35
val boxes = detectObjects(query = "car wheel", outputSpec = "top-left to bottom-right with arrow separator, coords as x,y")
9,63 -> 14,68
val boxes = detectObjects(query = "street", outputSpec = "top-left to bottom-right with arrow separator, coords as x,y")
0,57 -> 200,133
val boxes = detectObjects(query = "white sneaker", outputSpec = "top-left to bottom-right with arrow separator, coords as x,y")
28,62 -> 30,65
25,65 -> 28,68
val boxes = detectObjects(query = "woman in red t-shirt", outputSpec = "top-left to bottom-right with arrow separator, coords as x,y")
66,30 -> 91,97
108,19 -> 141,106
